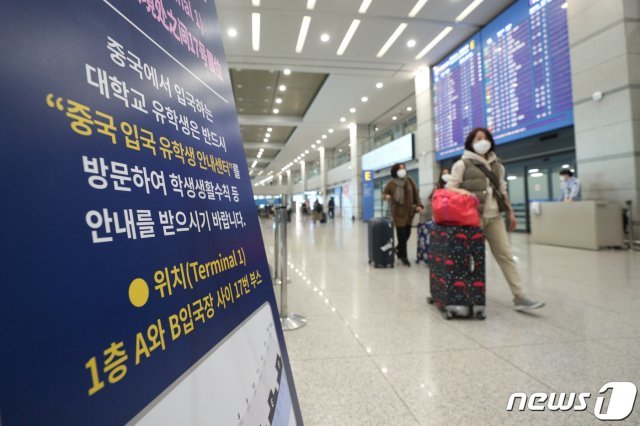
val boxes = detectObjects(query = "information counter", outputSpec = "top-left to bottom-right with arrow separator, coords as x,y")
530,201 -> 624,250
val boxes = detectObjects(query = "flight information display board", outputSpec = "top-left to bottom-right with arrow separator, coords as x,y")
433,35 -> 485,160
433,0 -> 573,160
483,0 -> 573,143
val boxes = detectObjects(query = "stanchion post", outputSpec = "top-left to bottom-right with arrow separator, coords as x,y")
276,206 -> 306,330
273,213 -> 280,282
627,200 -> 636,251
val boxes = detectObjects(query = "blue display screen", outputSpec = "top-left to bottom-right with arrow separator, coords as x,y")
433,34 -> 485,160
433,0 -> 573,160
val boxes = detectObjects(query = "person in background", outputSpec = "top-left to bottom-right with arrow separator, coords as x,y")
446,127 -> 545,311
328,196 -> 335,219
559,169 -> 582,202
313,199 -> 323,224
383,163 -> 423,267
421,168 -> 450,223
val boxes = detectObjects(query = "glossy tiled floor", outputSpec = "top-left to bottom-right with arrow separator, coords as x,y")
262,214 -> 640,425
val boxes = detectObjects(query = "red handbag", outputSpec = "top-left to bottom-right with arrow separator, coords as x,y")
432,189 -> 481,227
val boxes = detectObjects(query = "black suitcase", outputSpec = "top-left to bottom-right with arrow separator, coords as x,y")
368,218 -> 395,268
427,224 -> 486,319
320,212 -> 327,223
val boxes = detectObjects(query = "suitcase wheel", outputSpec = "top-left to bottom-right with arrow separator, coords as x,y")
443,311 -> 453,320
475,312 -> 486,320
426,296 -> 434,305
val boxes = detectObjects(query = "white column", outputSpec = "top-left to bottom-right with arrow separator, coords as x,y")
414,67 -> 439,200
319,147 -> 327,200
300,160 -> 307,193
349,123 -> 367,220
567,0 -> 640,234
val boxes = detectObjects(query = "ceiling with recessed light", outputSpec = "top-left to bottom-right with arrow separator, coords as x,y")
216,0 -> 515,180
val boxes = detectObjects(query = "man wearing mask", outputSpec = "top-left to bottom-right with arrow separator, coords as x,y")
559,169 -> 582,202
446,128 -> 545,311
383,163 -> 423,266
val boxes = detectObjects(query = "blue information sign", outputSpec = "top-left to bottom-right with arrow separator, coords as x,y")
0,1 -> 302,425
362,170 -> 375,221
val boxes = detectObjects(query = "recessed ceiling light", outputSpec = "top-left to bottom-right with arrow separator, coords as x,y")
340,117 -> 346,122
317,140 -> 322,144
407,39 -> 416,48
279,85 -> 287,92
273,108 -> 280,114
408,0 -> 429,17
305,150 -> 309,154
267,127 -> 273,132
361,96 -> 368,102
265,133 -> 271,137
415,26 -> 453,60
301,153 -> 306,157
322,134 -> 327,139
252,0 -> 260,6
264,138 -> 269,142
296,16 -> 312,53
455,0 -> 485,23
358,0 -> 373,14
328,128 -> 334,133
311,144 -> 316,148
237,84 -> 243,89
392,116 -> 397,120
316,139 -> 321,143
406,106 -> 413,112
376,22 -> 407,58
228,28 -> 238,38
321,33 -> 330,42
275,98 -> 283,104
307,0 -> 316,10
339,149 -> 343,152
337,19 -> 361,55
252,13 -> 260,51
376,82 -> 384,89
283,68 -> 291,75
350,107 -> 356,113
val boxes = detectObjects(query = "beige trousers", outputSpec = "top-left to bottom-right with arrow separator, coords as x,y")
482,216 -> 524,298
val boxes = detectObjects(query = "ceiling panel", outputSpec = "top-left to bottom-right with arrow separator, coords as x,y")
215,0 -> 518,179
240,125 -> 296,143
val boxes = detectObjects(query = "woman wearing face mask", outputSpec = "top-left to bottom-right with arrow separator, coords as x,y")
447,128 -> 545,311
383,163 -> 423,266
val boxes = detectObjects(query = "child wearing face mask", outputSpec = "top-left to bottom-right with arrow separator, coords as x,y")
383,163 -> 423,267
446,128 -> 545,311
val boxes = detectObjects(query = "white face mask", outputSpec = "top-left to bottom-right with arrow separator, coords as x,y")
472,139 -> 492,155
396,169 -> 407,178
441,174 -> 453,182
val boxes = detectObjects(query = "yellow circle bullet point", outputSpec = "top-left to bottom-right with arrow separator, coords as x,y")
129,278 -> 149,308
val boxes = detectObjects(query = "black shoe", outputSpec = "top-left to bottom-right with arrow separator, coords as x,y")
401,258 -> 411,267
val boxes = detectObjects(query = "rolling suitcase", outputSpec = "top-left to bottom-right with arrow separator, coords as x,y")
416,221 -> 432,264
320,212 -> 327,223
368,218 -> 395,268
427,223 -> 486,319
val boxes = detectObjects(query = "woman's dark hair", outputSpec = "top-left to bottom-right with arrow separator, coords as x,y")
560,169 -> 574,177
464,128 -> 496,153
390,163 -> 405,178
